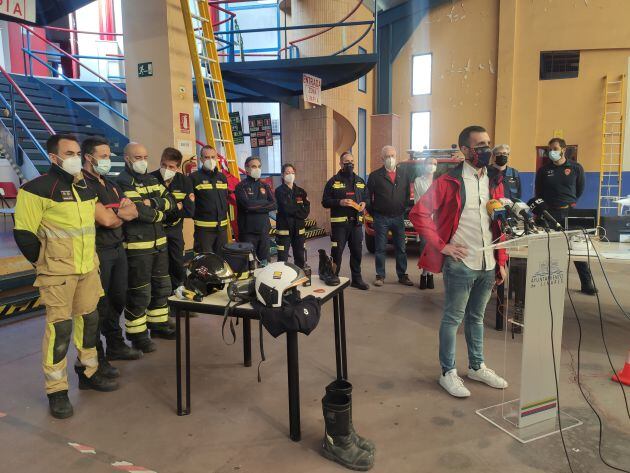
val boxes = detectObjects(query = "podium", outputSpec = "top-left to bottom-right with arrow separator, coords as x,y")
476,230 -> 587,443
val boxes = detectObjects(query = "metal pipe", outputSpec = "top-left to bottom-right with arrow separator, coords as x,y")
216,20 -> 373,35
27,50 -> 125,61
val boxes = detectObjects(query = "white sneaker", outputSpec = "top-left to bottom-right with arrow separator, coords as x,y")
438,369 -> 471,398
467,363 -> 508,389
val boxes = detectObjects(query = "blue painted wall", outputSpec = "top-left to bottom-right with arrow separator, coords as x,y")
518,171 -> 630,209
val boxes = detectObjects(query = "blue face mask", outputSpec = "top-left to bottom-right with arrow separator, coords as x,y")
93,158 -> 112,176
549,150 -> 562,162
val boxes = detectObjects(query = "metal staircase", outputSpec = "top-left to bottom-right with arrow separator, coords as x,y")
598,74 -> 626,225
181,0 -> 239,180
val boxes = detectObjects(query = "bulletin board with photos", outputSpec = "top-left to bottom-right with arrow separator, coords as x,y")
248,114 -> 274,149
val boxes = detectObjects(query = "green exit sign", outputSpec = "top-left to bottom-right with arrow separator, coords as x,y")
138,62 -> 153,78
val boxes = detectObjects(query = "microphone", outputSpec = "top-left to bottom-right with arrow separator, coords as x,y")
500,198 -> 538,234
486,199 -> 514,235
527,197 -> 563,231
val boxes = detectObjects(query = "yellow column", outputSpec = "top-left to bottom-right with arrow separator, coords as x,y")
494,0 -> 518,147
122,0 -> 196,169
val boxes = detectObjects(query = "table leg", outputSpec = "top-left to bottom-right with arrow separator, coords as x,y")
332,294 -> 343,380
176,307 -> 183,415
185,310 -> 191,414
339,291 -> 348,380
286,331 -> 301,442
243,316 -> 252,367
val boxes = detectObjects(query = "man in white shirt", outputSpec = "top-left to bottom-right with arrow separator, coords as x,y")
409,126 -> 509,398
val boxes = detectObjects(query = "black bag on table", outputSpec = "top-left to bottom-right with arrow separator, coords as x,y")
222,241 -> 256,277
252,295 -> 321,338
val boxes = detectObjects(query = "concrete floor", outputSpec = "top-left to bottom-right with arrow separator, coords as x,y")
0,237 -> 629,473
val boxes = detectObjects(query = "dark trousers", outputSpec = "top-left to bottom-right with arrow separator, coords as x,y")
549,208 -> 594,289
276,225 -> 306,268
330,223 -> 363,280
240,232 -> 270,263
193,226 -> 228,255
124,249 -> 172,338
96,245 -> 127,351
373,213 -> 407,278
166,225 -> 186,290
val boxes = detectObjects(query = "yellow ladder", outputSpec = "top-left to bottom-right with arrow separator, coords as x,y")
180,0 -> 239,179
598,74 -> 626,225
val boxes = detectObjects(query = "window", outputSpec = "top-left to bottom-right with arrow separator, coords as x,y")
412,54 -> 432,95
411,112 -> 430,151
358,46 -> 367,93
540,51 -> 580,80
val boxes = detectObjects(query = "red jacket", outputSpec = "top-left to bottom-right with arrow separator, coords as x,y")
408,164 -> 508,274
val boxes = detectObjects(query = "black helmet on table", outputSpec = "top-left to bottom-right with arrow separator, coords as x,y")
254,261 -> 308,308
185,253 -> 235,298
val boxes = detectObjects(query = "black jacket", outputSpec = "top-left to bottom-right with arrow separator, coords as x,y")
235,176 -> 276,234
116,165 -> 175,255
488,166 -> 521,201
366,166 -> 411,217
535,159 -> 585,208
275,183 -> 310,231
189,168 -> 229,230
150,170 -> 195,229
84,170 -> 124,250
322,171 -> 367,226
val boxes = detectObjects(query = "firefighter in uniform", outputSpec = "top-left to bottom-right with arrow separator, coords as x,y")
322,151 -> 369,290
190,145 -> 229,254
235,156 -> 276,264
275,163 -> 310,268
151,147 -> 195,289
117,142 -> 177,353
14,134 -> 118,419
82,137 -> 142,376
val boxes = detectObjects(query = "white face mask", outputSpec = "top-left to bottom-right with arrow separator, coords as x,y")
203,158 -> 216,171
160,167 -> 176,181
283,173 -> 295,185
131,159 -> 148,174
57,155 -> 82,176
250,168 -> 262,180
384,157 -> 396,171
92,158 -> 111,176
549,150 -> 562,162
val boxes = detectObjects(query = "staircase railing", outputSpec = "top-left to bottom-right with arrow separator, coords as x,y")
20,24 -> 128,122
0,64 -> 53,177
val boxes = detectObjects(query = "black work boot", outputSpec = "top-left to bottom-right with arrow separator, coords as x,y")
48,390 -> 73,419
75,365 -> 119,392
128,332 -> 157,353
321,392 -> 374,471
351,278 -> 369,290
426,274 -> 434,289
318,249 -> 340,286
96,341 -> 119,378
575,261 -> 597,295
419,275 -> 427,290
106,338 -> 143,361
326,380 -> 375,455
148,322 -> 177,340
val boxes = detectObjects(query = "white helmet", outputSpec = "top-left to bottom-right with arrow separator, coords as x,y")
254,262 -> 308,308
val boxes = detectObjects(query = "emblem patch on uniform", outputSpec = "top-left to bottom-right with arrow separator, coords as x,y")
189,193 -> 195,202
273,271 -> 282,279
60,190 -> 73,201
564,168 -> 571,176
260,188 -> 266,195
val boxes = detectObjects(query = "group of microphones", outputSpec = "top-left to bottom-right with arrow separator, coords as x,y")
486,197 -> 564,237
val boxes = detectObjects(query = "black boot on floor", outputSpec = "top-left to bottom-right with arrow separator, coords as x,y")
325,380 -> 375,455
75,365 -> 119,392
106,338 -> 143,361
48,390 -> 73,419
96,341 -> 119,378
128,332 -> 157,353
426,274 -> 434,289
148,323 -> 177,340
351,278 -> 369,290
321,392 -> 374,471
575,261 -> 597,295
319,249 -> 340,286
419,275 -> 427,290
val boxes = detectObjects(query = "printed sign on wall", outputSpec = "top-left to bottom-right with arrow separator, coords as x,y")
230,112 -> 244,145
179,113 -> 191,134
0,0 -> 36,23
302,73 -> 322,105
248,113 -> 273,149
138,62 -> 153,78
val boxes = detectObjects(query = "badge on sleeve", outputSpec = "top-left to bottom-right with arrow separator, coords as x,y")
564,168 -> 571,176
260,187 -> 266,195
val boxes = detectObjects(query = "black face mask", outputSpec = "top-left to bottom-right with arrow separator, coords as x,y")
342,163 -> 354,175
469,146 -> 493,168
494,154 -> 509,167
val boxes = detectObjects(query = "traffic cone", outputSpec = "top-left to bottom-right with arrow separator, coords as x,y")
611,350 -> 630,386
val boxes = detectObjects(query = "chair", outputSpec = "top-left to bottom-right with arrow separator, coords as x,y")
0,181 -> 18,229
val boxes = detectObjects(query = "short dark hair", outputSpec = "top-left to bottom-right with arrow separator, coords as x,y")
81,136 -> 110,163
245,156 -> 261,167
46,134 -> 79,155
161,147 -> 183,166
281,163 -> 295,173
548,137 -> 567,149
458,126 -> 487,149
340,151 -> 352,161
200,144 -> 215,154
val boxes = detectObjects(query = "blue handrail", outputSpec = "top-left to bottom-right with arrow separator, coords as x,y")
24,50 -> 128,122
0,90 -> 49,162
